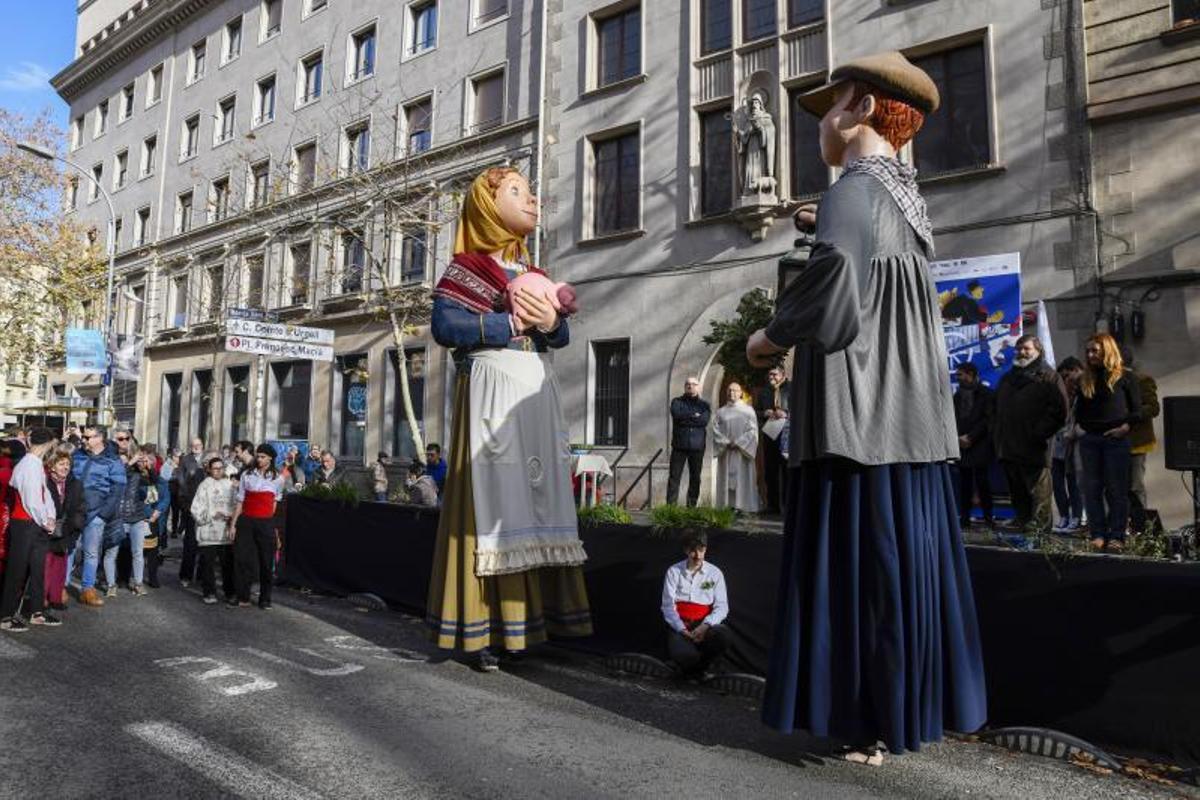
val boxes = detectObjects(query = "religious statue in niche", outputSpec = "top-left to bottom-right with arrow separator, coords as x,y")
734,90 -> 777,197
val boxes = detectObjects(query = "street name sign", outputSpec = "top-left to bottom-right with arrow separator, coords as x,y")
227,307 -> 280,323
225,318 -> 335,346
225,335 -> 334,362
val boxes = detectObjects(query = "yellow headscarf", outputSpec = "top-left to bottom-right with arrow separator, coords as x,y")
453,168 -> 531,264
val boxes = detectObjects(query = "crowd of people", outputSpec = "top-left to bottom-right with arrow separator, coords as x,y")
954,331 -> 1159,551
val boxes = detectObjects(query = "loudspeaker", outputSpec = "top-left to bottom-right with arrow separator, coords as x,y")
1163,396 -> 1200,471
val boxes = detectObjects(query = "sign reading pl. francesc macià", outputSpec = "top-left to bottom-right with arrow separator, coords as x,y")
224,334 -> 334,362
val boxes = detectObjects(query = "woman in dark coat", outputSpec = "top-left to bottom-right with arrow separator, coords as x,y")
45,450 -> 86,610
747,52 -> 987,764
953,362 -> 996,527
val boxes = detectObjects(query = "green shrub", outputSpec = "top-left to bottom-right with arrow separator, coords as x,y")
577,503 -> 633,527
299,481 -> 361,507
649,504 -> 737,533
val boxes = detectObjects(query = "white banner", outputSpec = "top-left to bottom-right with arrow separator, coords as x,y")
225,318 -> 335,346
225,335 -> 334,362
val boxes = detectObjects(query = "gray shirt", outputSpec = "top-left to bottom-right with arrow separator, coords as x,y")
765,173 -> 958,466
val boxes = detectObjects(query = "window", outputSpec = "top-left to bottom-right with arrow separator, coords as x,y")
597,6 -> 640,87
148,64 -> 163,105
142,134 -> 157,177
208,264 -> 225,317
255,74 -> 276,125
341,231 -> 365,294
742,0 -> 777,42
182,114 -> 200,159
190,39 -> 206,82
344,121 -> 370,174
251,160 -> 271,207
701,0 -> 732,55
292,142 -> 317,193
788,0 -> 822,27
788,87 -> 827,197
245,255 -> 265,309
129,284 -> 144,333
299,51 -> 323,104
95,100 -> 109,136
161,374 -> 183,451
592,130 -> 639,236
176,190 -> 194,234
910,43 -> 991,175
192,370 -> 213,445
224,16 -> 242,62
307,0 -> 328,16
336,353 -> 368,459
114,150 -> 129,189
404,97 -> 432,153
262,0 -> 282,40
1174,0 -> 1200,24
216,95 -> 236,143
71,116 -> 84,150
170,274 -> 189,328
112,218 -> 123,252
350,25 -> 376,81
470,70 -> 504,133
120,83 -> 134,121
135,206 -> 151,245
67,178 -> 79,209
271,361 -> 311,439
288,242 -> 312,305
390,348 -> 425,459
227,366 -> 251,443
408,2 -> 438,56
593,340 -> 630,446
700,108 -> 732,216
89,163 -> 103,201
400,229 -> 427,283
475,0 -> 507,25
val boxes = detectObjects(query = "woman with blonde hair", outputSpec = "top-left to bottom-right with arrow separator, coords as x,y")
425,166 -> 591,672
1075,333 -> 1142,551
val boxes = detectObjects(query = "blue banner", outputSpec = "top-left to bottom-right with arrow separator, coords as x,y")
929,253 -> 1023,390
65,328 -> 107,375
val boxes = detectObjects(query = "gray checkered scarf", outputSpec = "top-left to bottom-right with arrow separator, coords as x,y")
843,155 -> 934,257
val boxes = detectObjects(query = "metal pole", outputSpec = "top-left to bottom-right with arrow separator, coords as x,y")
532,0 -> 549,267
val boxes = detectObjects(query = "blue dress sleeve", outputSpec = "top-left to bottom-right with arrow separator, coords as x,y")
431,296 -> 512,349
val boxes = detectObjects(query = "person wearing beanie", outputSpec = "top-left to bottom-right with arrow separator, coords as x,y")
1,427 -> 60,631
228,444 -> 285,609
747,51 -> 987,763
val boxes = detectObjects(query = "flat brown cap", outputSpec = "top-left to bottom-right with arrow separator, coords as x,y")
797,51 -> 940,118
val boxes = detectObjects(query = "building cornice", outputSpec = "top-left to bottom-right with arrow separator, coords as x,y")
52,0 -> 217,103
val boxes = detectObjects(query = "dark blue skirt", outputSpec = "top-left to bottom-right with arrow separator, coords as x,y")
762,459 -> 988,754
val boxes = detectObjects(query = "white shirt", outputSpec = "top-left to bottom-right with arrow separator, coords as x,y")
660,559 -> 729,634
12,452 -> 56,529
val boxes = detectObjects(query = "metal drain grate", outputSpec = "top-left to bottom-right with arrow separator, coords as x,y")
978,727 -> 1122,770
603,652 -> 676,678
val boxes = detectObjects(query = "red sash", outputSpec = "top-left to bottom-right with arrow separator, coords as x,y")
11,491 -> 31,521
242,491 -> 276,519
676,601 -> 712,626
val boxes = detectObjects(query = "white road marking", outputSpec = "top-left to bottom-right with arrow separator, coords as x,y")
242,646 -> 364,677
323,635 -> 428,663
154,656 -> 277,696
125,722 -> 324,800
0,636 -> 35,660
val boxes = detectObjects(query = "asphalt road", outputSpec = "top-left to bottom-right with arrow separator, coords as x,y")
0,568 -> 1190,800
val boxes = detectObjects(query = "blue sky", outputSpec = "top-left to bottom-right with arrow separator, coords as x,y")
0,1 -> 77,126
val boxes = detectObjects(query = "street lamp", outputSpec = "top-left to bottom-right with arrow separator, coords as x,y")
17,141 -> 119,426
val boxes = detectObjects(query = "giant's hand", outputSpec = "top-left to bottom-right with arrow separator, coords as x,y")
747,328 -> 785,368
793,203 -> 818,234
513,287 -> 558,333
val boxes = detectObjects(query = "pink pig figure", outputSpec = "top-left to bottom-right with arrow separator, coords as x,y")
505,271 -> 579,317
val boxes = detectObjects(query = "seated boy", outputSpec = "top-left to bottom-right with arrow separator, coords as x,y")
660,530 -> 730,678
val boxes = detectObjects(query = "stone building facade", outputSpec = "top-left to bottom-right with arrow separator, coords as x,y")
51,0 -> 1197,524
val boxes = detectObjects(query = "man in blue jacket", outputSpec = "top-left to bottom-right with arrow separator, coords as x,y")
666,377 -> 711,507
69,425 -> 126,607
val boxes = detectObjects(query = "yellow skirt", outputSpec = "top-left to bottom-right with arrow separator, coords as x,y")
426,371 -> 592,653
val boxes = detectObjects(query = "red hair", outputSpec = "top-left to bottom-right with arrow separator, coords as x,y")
848,82 -> 926,151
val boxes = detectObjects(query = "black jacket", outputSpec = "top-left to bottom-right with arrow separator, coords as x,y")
953,383 -> 996,468
670,395 -> 711,452
177,453 -> 206,503
993,358 -> 1068,467
753,381 -> 791,426
47,474 -> 86,555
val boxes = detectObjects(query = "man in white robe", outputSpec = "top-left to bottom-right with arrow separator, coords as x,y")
712,383 -> 761,513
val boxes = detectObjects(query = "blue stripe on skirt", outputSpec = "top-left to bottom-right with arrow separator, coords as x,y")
762,459 -> 988,754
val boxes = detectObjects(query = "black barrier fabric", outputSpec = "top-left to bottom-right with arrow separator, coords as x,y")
284,497 -> 1200,765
